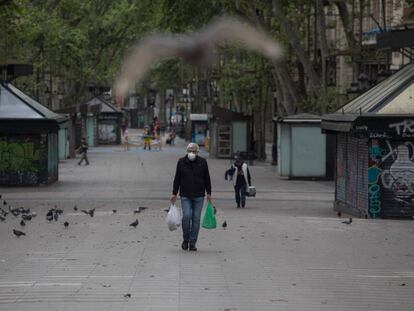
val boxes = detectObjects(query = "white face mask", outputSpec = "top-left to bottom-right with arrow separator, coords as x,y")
187,152 -> 197,161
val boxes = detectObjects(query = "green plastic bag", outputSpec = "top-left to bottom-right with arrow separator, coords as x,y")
202,201 -> 216,229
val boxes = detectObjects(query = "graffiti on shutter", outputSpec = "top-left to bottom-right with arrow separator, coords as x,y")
368,139 -> 414,218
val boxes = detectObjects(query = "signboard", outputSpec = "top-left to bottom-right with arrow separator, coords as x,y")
190,113 -> 208,121
355,117 -> 414,139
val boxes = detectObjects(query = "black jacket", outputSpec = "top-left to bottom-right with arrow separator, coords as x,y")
173,155 -> 211,198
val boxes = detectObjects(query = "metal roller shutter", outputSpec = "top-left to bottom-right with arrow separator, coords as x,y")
369,139 -> 414,218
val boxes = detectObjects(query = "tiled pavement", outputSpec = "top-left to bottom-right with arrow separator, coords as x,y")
0,131 -> 413,310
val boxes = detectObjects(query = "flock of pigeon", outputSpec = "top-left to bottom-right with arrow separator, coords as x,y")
0,194 -> 149,238
1,190 -> 351,239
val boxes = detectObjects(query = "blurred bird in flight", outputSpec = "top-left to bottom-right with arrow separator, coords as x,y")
114,15 -> 283,97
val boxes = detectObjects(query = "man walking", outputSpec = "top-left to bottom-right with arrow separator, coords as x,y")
171,143 -> 212,251
77,138 -> 89,165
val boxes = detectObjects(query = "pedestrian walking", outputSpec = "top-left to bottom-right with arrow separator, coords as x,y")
171,143 -> 212,251
143,127 -> 152,150
153,134 -> 162,151
123,129 -> 130,151
166,129 -> 176,146
227,156 -> 251,208
76,138 -> 89,166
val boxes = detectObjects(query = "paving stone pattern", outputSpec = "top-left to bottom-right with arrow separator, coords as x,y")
0,130 -> 413,310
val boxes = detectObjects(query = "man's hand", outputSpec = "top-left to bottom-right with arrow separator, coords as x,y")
170,195 -> 177,204
206,194 -> 212,202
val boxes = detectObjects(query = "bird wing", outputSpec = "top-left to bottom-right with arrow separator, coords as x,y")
114,36 -> 184,98
196,16 -> 283,60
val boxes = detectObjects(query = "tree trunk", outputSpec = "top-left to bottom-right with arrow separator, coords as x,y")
273,65 -> 297,115
248,3 -> 301,115
272,0 -> 323,98
334,0 -> 361,79
271,69 -> 287,116
316,0 -> 329,93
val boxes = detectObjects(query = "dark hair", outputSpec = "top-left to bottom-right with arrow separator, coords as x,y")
234,157 -> 243,165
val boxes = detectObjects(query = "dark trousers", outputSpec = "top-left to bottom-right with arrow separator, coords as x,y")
78,152 -> 89,165
234,184 -> 247,207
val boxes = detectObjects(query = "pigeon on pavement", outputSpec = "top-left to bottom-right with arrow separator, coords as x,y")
10,207 -> 20,217
13,229 -> 26,237
222,221 -> 227,229
19,207 -> 30,214
20,220 -> 26,226
129,219 -> 139,228
22,214 -> 32,221
134,206 -> 148,214
64,221 -> 69,228
81,208 -> 95,217
46,210 -> 54,221
342,218 -> 352,225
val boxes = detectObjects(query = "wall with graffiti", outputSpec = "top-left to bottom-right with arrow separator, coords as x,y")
334,118 -> 414,218
0,134 -> 48,185
369,138 -> 414,218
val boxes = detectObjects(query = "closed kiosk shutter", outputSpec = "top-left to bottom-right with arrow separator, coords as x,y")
357,138 -> 368,216
336,133 -> 347,203
345,135 -> 359,214
370,139 -> 414,218
336,133 -> 369,217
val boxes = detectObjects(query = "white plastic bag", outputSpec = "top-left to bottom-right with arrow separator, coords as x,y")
166,204 -> 181,231
247,186 -> 256,197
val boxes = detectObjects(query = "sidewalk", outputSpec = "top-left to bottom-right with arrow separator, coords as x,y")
0,135 -> 413,311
